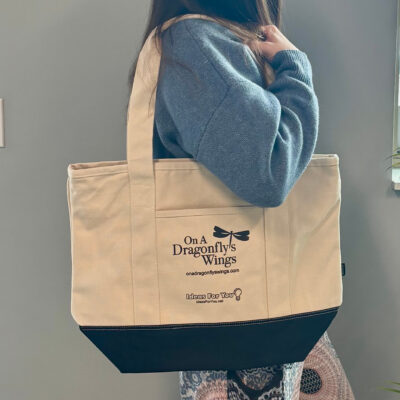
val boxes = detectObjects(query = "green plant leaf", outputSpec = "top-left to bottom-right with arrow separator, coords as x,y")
382,388 -> 400,394
377,380 -> 400,396
384,162 -> 400,171
384,153 -> 400,160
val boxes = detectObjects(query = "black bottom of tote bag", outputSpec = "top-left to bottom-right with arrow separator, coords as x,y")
79,306 -> 338,373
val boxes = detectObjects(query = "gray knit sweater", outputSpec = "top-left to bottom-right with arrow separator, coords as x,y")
153,18 -> 319,207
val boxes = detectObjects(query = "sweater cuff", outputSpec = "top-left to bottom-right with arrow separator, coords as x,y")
270,49 -> 313,83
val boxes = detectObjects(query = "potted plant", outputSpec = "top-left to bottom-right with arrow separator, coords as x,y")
385,146 -> 400,170
379,381 -> 400,396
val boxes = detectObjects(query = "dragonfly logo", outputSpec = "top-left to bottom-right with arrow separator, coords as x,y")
170,225 -> 250,268
212,226 -> 250,247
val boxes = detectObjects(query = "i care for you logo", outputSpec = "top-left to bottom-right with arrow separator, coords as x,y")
171,225 -> 251,267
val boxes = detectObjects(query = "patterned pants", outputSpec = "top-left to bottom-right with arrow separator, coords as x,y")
179,331 -> 355,400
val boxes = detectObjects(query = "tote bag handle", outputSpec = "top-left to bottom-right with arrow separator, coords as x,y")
126,13 -> 220,324
126,13 -> 219,192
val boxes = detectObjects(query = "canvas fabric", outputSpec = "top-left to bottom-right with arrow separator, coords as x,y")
66,13 -> 343,372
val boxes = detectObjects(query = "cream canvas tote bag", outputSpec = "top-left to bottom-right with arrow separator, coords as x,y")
66,13 -> 344,373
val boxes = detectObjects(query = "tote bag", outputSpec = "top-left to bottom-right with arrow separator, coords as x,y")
66,13 -> 343,373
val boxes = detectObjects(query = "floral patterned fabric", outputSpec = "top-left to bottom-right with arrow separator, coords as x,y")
179,332 -> 354,400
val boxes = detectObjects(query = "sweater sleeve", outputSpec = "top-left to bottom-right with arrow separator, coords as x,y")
155,18 -> 319,207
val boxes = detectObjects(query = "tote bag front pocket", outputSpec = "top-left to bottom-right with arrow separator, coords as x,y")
155,205 -> 269,324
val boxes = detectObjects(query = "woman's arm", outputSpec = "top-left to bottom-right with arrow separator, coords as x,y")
155,18 -> 319,207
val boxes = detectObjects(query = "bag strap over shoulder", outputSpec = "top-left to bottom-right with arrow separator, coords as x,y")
126,13 -> 219,325
126,13 -> 219,177
126,13 -> 220,204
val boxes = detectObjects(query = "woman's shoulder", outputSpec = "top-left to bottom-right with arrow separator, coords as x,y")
161,17 -> 241,43
160,17 -> 263,86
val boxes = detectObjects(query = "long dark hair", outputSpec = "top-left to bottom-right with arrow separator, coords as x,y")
127,0 -> 282,111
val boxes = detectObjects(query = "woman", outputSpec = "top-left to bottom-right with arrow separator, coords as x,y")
128,1 -> 355,399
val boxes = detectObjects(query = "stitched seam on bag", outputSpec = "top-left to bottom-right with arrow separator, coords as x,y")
67,164 -> 337,178
128,180 -> 135,324
68,164 -> 337,179
155,167 -> 199,170
154,205 -> 162,324
288,196 -> 293,314
69,172 -> 128,179
155,164 -> 338,170
81,308 -> 338,331
157,211 -> 249,218
263,210 -> 269,317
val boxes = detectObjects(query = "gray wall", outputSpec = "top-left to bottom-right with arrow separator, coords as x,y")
0,1 -> 399,399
